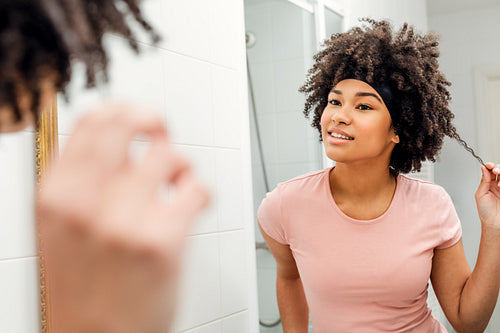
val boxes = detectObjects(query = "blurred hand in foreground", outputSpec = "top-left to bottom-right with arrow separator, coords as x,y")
38,105 -> 210,333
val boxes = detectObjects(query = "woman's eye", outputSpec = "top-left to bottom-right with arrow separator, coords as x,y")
329,99 -> 341,106
358,104 -> 372,110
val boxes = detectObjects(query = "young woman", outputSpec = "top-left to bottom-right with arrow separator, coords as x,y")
259,19 -> 500,333
1,1 -> 208,332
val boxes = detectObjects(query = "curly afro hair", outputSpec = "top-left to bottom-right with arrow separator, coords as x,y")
299,18 -> 483,174
0,0 -> 160,123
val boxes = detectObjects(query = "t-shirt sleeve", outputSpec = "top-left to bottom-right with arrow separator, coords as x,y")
257,186 -> 288,244
436,190 -> 462,249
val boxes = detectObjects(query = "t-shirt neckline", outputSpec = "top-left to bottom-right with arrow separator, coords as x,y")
324,166 -> 403,225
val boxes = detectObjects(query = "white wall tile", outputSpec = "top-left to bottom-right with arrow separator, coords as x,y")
0,257 -> 40,333
251,112 -> 278,166
175,145 -> 218,235
160,0 -> 212,61
209,0 -> 246,70
269,162 -> 315,186
164,53 -> 214,146
247,62 -> 276,115
256,248 -> 276,270
57,63 -> 104,135
275,111 -> 311,164
244,4 -> 273,64
220,231 -> 248,315
0,131 -> 36,259
215,149 -> 244,231
104,35 -> 166,112
273,59 -> 307,112
222,311 -> 250,333
174,234 -> 221,332
250,161 -> 268,226
254,222 -> 265,244
257,267 -> 280,322
212,67 -> 242,148
179,320 -> 221,333
271,1 -> 305,61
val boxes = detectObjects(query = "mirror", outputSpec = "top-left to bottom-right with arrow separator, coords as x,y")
247,0 -> 500,332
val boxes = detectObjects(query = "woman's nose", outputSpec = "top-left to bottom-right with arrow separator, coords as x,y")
331,106 -> 351,124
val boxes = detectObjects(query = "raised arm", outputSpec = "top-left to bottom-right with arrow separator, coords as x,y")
259,223 -> 309,333
431,162 -> 500,333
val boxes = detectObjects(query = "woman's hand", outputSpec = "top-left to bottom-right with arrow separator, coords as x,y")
38,105 -> 210,333
475,162 -> 500,228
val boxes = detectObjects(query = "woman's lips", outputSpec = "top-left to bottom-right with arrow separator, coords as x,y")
327,128 -> 354,143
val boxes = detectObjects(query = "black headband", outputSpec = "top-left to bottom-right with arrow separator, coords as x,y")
344,75 -> 401,128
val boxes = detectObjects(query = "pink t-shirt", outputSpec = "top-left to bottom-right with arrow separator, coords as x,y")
258,167 -> 462,333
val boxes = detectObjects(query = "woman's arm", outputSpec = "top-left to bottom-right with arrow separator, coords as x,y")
431,162 -> 500,333
259,223 -> 309,333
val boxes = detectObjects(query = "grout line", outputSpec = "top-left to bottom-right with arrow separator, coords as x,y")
176,309 -> 247,333
173,143 -> 241,151
0,255 -> 39,263
59,133 -> 242,152
187,228 -> 246,239
108,33 -> 241,73
217,230 -> 223,330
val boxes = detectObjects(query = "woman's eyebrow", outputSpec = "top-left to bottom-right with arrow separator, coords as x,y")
329,89 -> 382,103
356,92 -> 382,103
330,89 -> 382,103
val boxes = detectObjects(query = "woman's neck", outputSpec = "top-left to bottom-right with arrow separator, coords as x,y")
330,162 -> 396,201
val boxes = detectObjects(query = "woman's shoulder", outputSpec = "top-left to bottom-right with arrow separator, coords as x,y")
397,174 -> 450,201
276,168 -> 330,193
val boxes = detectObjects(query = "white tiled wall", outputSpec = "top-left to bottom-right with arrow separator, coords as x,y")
0,257 -> 40,332
0,129 -> 40,332
0,0 -> 258,332
245,0 -> 321,231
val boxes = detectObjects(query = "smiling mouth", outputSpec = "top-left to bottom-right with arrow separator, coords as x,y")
329,132 -> 354,140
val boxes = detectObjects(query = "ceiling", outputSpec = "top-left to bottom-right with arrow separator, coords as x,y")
427,0 -> 500,16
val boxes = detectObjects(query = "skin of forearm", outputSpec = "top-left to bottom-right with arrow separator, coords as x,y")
456,226 -> 500,332
276,275 -> 309,333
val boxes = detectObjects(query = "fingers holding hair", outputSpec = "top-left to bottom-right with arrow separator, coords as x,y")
484,162 -> 500,184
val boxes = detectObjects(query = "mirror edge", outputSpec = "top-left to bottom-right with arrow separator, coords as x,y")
35,97 -> 58,333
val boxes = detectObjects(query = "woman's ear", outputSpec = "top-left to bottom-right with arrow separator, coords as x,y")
390,125 -> 400,144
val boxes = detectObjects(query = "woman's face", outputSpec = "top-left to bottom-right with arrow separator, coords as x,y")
320,79 -> 399,166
